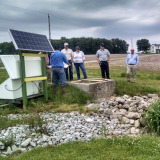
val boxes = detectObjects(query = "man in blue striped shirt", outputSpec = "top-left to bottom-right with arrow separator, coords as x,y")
126,48 -> 139,83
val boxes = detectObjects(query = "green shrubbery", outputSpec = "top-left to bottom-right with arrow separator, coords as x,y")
144,100 -> 160,134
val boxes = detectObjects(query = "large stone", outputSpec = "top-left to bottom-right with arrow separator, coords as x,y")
110,114 -> 118,120
113,131 -> 122,136
135,120 -> 140,128
130,119 -> 135,125
0,142 -> 5,150
148,94 -> 158,98
113,101 -> 118,106
121,117 -> 130,124
129,107 -> 137,112
6,146 -> 12,155
11,145 -> 17,152
30,142 -> 36,147
85,118 -> 94,123
127,112 -> 140,119
139,117 -> 146,126
104,108 -> 112,115
125,99 -> 133,104
116,97 -> 125,104
130,127 -> 139,134
21,138 -> 32,147
116,109 -> 127,116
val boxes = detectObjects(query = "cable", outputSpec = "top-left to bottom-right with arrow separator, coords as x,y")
4,58 -> 23,92
32,81 -> 41,93
5,83 -> 22,91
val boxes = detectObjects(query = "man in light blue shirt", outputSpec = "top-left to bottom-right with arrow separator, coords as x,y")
126,48 -> 139,83
50,45 -> 70,94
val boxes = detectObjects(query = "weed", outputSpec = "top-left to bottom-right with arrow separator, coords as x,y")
0,135 -> 14,149
144,99 -> 160,134
120,72 -> 127,77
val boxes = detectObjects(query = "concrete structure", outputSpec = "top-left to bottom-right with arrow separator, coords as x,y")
68,78 -> 116,99
150,44 -> 160,53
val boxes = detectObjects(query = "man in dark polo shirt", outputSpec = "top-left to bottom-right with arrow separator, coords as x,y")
96,43 -> 110,79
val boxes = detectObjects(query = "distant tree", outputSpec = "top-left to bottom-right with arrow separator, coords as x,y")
111,38 -> 129,53
0,42 -> 18,54
136,39 -> 150,52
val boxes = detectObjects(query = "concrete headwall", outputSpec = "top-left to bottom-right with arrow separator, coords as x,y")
68,79 -> 116,99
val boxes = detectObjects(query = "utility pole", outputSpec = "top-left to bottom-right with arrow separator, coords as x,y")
48,14 -> 51,42
131,38 -> 133,48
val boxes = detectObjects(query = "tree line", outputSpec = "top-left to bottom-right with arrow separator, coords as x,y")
0,37 -> 129,54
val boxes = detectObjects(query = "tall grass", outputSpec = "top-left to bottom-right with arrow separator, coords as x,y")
144,100 -> 160,134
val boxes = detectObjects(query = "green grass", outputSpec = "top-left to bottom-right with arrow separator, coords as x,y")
1,135 -> 160,160
0,65 -> 160,114
85,66 -> 160,96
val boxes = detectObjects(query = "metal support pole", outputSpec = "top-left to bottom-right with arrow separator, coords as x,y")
41,52 -> 48,102
48,14 -> 51,42
20,51 -> 27,110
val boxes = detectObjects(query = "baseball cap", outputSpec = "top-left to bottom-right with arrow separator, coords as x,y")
54,45 -> 59,50
75,46 -> 80,50
100,43 -> 105,47
64,42 -> 69,46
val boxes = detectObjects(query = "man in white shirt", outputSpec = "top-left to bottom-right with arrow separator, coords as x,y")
61,43 -> 74,81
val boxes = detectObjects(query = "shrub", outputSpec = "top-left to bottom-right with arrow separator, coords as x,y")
144,100 -> 160,134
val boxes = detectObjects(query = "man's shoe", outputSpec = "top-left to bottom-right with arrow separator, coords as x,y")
53,86 -> 57,94
61,86 -> 66,95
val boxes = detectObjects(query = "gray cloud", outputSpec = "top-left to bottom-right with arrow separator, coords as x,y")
0,0 -> 160,51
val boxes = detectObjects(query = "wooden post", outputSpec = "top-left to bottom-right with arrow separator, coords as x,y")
20,51 -> 27,110
41,52 -> 48,102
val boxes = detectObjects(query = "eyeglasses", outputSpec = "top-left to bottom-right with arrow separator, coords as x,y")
131,50 -> 134,51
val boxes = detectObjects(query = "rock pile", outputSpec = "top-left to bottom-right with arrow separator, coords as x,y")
0,94 -> 158,157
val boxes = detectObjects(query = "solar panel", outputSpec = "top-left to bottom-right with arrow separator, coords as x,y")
8,29 -> 54,52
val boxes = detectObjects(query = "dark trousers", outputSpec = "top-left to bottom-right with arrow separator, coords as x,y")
99,61 -> 110,79
64,60 -> 73,80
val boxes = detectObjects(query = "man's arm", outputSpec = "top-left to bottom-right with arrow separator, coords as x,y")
136,55 -> 139,65
96,57 -> 100,63
96,51 -> 100,63
107,55 -> 110,62
126,55 -> 128,65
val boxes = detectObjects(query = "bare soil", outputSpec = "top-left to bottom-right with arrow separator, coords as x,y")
85,54 -> 160,71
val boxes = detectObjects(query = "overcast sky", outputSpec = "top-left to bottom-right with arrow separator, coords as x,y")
0,0 -> 160,52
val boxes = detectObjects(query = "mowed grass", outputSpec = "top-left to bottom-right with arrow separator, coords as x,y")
1,135 -> 160,160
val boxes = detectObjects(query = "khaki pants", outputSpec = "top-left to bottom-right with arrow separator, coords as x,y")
39,68 -> 52,91
127,65 -> 136,82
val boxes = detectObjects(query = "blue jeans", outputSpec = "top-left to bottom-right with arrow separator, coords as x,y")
64,60 -> 73,80
52,67 -> 66,87
74,63 -> 87,79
